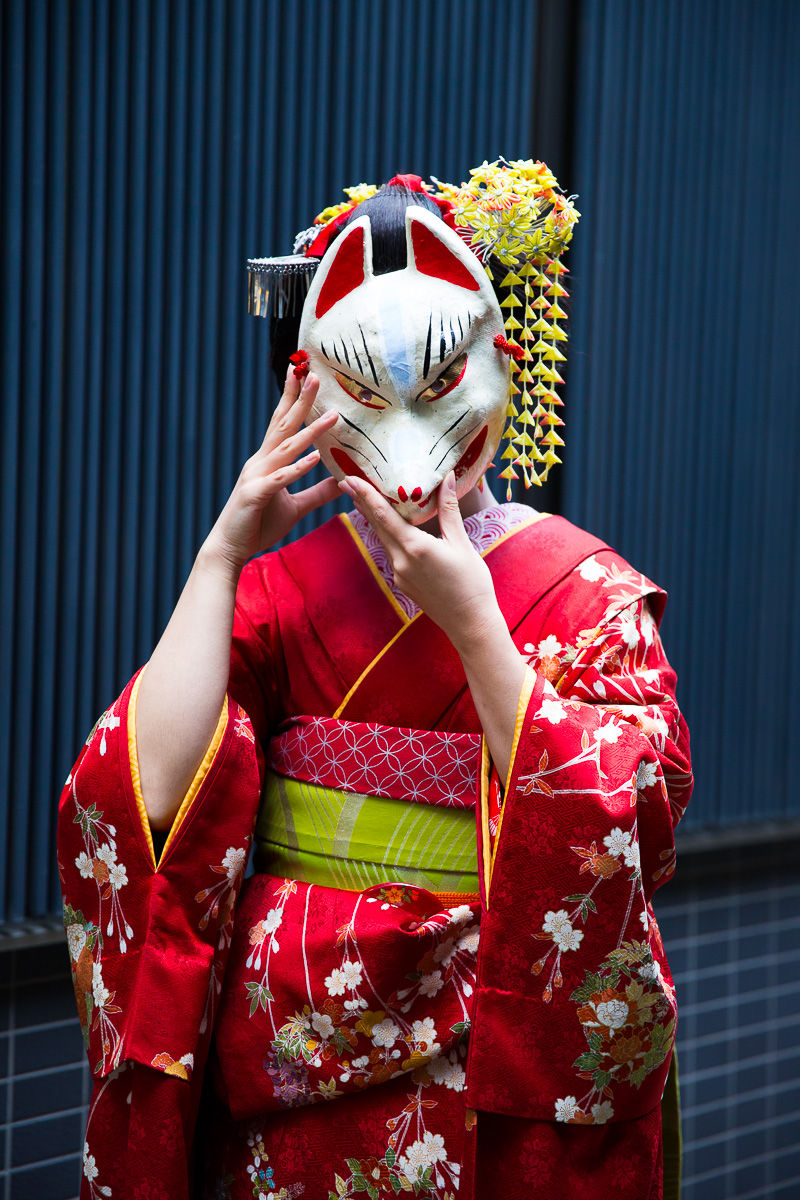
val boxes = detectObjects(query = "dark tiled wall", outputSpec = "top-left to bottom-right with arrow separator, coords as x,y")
0,942 -> 90,1199
1,843 -> 799,1199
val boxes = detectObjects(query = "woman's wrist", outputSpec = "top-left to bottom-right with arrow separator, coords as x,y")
195,538 -> 245,589
447,601 -> 512,661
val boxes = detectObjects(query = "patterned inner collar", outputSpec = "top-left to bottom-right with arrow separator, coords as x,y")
348,502 -> 536,619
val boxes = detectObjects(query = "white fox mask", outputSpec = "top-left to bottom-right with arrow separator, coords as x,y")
298,205 -> 510,523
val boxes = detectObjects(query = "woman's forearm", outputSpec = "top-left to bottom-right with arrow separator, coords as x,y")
135,547 -> 241,831
450,608 -> 528,785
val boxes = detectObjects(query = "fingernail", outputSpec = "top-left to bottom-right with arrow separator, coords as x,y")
338,479 -> 356,497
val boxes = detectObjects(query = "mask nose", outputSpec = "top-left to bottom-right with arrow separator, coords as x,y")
397,486 -> 424,503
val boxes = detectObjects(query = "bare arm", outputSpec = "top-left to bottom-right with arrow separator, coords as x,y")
338,471 -> 526,780
137,370 -> 339,831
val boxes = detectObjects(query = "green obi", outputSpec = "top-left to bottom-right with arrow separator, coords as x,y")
255,770 -> 479,894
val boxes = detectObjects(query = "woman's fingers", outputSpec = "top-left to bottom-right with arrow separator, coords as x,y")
260,373 -> 321,455
247,448 -> 323,503
263,407 -> 338,473
290,474 -> 341,520
436,472 -> 470,545
339,476 -> 410,554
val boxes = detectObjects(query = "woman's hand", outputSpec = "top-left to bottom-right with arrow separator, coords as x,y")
338,470 -> 501,651
202,368 -> 339,578
340,469 -> 527,781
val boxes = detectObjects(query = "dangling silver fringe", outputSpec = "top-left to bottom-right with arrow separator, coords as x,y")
247,255 -> 318,319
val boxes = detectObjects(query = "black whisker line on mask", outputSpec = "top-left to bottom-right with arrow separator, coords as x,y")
423,312 -> 432,380
358,325 -> 380,388
457,315 -> 464,341
450,320 -> 456,352
341,339 -> 351,368
439,312 -> 446,364
429,410 -> 468,456
351,338 -> 364,376
338,413 -> 388,462
321,342 -> 329,361
333,436 -> 385,482
434,419 -> 481,471
333,342 -> 342,364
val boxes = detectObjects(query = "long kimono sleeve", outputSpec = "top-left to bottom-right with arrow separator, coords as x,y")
466,571 -> 693,1128
57,557 -> 283,1198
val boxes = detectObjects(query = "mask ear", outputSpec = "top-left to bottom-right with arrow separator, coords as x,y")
406,205 -> 482,292
313,216 -> 373,318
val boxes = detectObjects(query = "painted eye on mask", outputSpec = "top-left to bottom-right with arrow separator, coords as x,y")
417,352 -> 468,403
334,372 -> 391,411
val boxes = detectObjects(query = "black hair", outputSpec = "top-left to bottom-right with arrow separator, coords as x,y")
269,181 -> 443,387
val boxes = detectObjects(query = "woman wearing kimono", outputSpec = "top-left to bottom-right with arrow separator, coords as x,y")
59,164 -> 692,1199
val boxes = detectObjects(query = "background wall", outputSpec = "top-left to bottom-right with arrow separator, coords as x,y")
1,1 -> 798,1196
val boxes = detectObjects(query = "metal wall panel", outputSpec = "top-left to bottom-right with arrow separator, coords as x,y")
565,0 -> 800,830
0,0 -> 546,921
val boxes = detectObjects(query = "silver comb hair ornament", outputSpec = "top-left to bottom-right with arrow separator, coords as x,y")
246,255 -> 319,319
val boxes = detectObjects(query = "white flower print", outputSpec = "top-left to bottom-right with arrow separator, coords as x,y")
542,909 -> 572,937
636,760 -> 658,790
398,1140 -> 430,1179
639,908 -> 650,931
447,904 -> 473,925
591,1100 -> 614,1124
221,847 -> 246,881
603,827 -> 631,858
66,924 -> 87,962
639,961 -> 662,983
411,1018 -> 438,1048
538,635 -> 563,659
421,1131 -> 448,1164
108,862 -> 128,890
310,1012 -> 334,1040
419,970 -> 444,997
75,852 -> 94,879
95,843 -> 117,867
577,556 -> 606,582
83,1144 -> 99,1181
537,697 -> 568,725
619,609 -> 640,648
594,722 -> 622,745
437,1057 -> 466,1091
92,962 -> 110,1008
554,1095 -> 579,1122
622,839 -> 641,872
341,959 -> 363,989
262,908 -> 282,935
641,607 -> 655,645
457,924 -> 480,954
553,922 -> 584,953
595,999 -> 629,1030
371,1018 -> 400,1048
433,937 -> 456,966
325,967 -> 347,996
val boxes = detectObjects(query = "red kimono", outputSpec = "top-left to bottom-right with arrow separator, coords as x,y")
57,509 -> 692,1199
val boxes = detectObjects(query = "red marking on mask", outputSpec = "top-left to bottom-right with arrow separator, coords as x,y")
410,220 -> 480,291
330,448 -> 399,505
316,224 -> 366,318
410,487 -> 422,501
397,486 -> 408,503
454,424 -> 489,481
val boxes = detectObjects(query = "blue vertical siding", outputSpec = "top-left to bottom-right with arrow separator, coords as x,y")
565,0 -> 800,829
0,0 -> 543,921
2,0 -> 798,921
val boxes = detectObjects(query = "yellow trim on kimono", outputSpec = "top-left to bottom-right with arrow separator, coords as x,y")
483,666 -> 537,900
333,511 -> 550,721
340,512 -> 411,626
128,669 -> 228,868
128,672 -> 156,868
161,696 -> 228,861
333,614 -> 422,719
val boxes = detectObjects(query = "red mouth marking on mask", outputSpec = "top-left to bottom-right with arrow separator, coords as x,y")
330,448 -> 399,505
